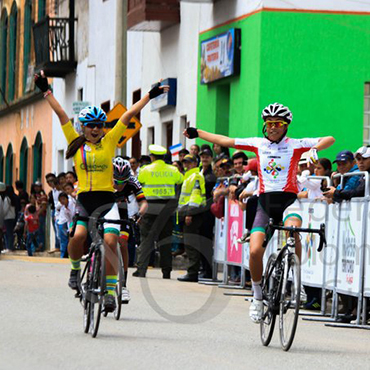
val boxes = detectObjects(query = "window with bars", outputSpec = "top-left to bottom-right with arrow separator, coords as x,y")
364,83 -> 370,145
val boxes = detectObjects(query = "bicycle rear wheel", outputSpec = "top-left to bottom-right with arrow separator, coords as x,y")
89,246 -> 106,338
114,246 -> 124,321
260,253 -> 278,346
279,253 -> 301,351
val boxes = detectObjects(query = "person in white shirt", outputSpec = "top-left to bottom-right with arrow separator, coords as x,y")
56,192 -> 75,258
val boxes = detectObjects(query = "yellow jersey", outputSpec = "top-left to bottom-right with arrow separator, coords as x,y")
62,120 -> 127,194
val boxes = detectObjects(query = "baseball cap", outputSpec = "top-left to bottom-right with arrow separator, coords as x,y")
245,158 -> 258,172
219,158 -> 233,167
298,151 -> 310,165
333,150 -> 354,163
182,154 -> 197,163
199,148 -> 213,157
149,144 -> 167,155
355,146 -> 370,159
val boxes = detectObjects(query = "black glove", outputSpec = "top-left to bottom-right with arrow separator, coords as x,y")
149,82 -> 163,99
34,72 -> 50,93
186,127 -> 199,139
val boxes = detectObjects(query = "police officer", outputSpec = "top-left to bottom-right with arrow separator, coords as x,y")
133,145 -> 183,279
177,154 -> 206,282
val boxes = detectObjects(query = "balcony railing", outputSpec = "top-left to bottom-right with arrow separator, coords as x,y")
33,16 -> 77,77
127,0 -> 180,32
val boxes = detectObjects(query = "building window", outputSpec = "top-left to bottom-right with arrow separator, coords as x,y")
20,137 -> 28,188
8,2 -> 18,102
38,0 -> 46,21
364,83 -> 370,145
23,0 -> 33,93
33,131 -> 43,182
164,121 -> 173,149
5,143 -> 13,185
0,10 -> 8,105
0,146 -> 3,182
148,127 -> 155,146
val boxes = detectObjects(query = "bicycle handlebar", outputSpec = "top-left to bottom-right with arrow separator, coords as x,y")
69,214 -> 127,238
267,219 -> 327,252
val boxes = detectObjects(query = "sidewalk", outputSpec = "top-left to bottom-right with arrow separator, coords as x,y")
0,250 -> 70,264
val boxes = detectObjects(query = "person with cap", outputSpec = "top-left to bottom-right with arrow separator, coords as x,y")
297,151 -> 315,175
184,102 -> 335,323
177,154 -> 206,282
323,150 -> 360,202
34,70 -> 169,312
133,144 -> 183,279
324,147 -> 370,201
199,147 -> 217,278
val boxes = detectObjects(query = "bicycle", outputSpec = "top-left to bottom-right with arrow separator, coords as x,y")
70,214 -> 126,338
260,218 -> 326,351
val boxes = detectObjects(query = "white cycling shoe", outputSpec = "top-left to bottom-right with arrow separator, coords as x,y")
121,287 -> 131,304
249,299 -> 263,323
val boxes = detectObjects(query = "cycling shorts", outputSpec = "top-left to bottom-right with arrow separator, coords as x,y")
251,192 -> 297,234
76,191 -> 121,235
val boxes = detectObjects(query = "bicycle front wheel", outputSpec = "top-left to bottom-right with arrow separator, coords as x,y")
260,253 -> 278,346
89,246 -> 106,338
279,253 -> 301,351
114,246 -> 124,321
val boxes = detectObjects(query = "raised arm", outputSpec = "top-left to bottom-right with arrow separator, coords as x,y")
34,71 -> 70,126
119,82 -> 169,126
314,136 -> 335,151
183,128 -> 235,147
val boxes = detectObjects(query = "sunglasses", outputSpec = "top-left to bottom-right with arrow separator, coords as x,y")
265,120 -> 288,128
114,179 -> 128,185
84,122 -> 105,129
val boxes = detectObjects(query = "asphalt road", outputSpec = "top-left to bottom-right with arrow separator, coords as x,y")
1,258 -> 369,370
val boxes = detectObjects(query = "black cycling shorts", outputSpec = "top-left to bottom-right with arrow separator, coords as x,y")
251,192 -> 297,234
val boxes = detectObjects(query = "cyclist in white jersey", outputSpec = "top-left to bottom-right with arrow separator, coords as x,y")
184,103 -> 335,323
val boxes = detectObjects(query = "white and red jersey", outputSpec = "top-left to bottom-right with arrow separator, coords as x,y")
234,136 -> 320,194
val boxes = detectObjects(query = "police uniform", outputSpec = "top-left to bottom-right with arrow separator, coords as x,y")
177,155 -> 206,282
134,145 -> 183,278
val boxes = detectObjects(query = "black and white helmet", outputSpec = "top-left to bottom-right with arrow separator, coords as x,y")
261,103 -> 293,123
113,156 -> 131,181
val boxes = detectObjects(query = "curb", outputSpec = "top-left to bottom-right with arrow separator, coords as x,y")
0,254 -> 70,264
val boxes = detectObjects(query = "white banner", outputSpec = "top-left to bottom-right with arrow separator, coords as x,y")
323,204 -> 340,290
214,218 -> 227,263
335,201 -> 366,296
364,199 -> 370,297
298,201 -> 327,287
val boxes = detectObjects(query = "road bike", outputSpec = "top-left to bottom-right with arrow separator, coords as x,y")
260,219 -> 326,351
70,214 -> 126,338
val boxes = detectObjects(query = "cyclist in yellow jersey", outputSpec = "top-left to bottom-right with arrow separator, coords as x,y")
35,71 -> 169,312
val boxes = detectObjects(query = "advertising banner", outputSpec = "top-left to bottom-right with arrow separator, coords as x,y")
214,218 -> 227,263
298,201 -> 327,287
336,200 -> 365,296
227,200 -> 243,264
364,200 -> 370,297
200,28 -> 240,84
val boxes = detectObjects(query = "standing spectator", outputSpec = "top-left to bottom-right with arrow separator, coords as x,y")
31,182 -> 48,251
24,205 -> 39,256
190,144 -> 200,157
172,160 -> 184,174
139,155 -> 151,168
178,148 -> 189,162
15,180 -> 29,204
129,157 -> 140,177
323,150 -> 360,202
199,147 -> 217,278
46,173 -> 61,252
64,182 -> 77,200
177,154 -> 206,282
3,185 -> 19,251
213,143 -> 230,158
133,145 -> 183,279
57,172 -> 67,188
56,192 -> 75,258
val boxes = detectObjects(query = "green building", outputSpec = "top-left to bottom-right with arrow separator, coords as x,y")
197,8 -> 370,160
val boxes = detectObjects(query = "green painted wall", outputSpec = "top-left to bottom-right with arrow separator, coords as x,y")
197,10 -> 370,160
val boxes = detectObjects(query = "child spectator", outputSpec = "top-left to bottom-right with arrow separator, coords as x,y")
56,192 -> 75,258
24,205 -> 39,256
64,182 -> 77,200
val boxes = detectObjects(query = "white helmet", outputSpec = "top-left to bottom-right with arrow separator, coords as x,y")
261,102 -> 293,123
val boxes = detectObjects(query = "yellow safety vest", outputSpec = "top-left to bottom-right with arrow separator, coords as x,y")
138,160 -> 183,200
178,167 -> 206,209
